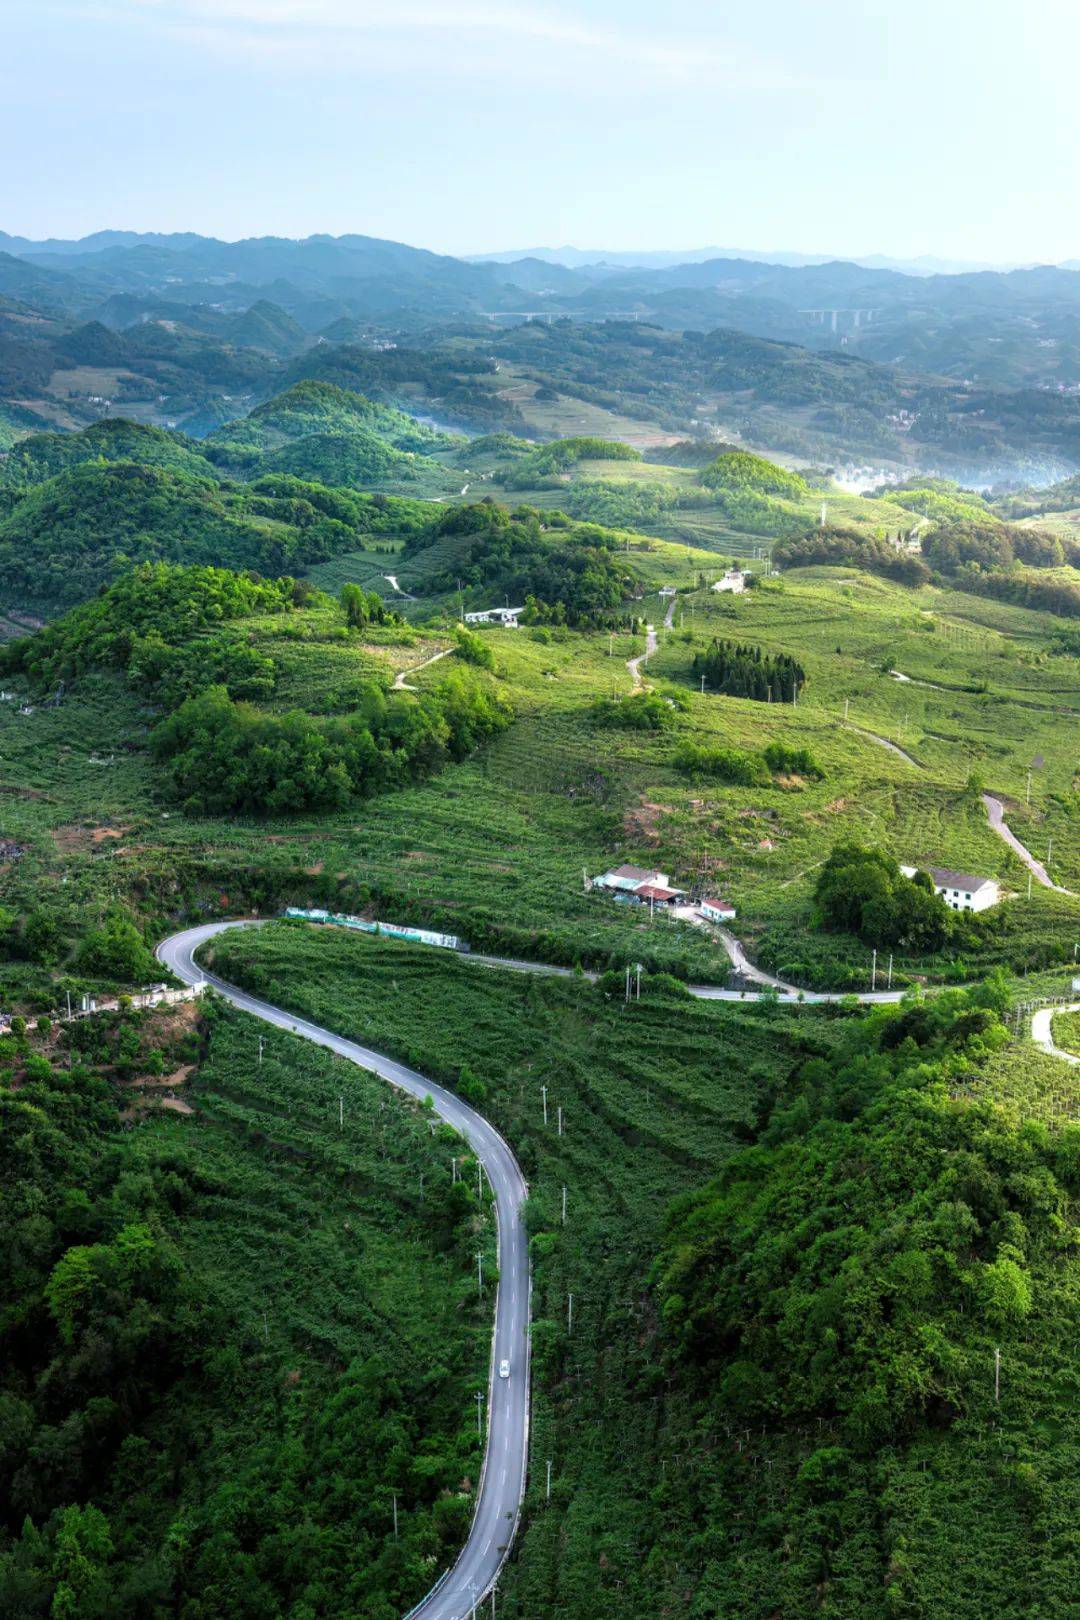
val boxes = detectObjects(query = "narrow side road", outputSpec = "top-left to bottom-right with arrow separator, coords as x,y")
1031,1003 -> 1080,1066
471,942 -> 905,1003
626,621 -> 657,691
983,793 -> 1075,895
156,921 -> 530,1620
393,645 -> 453,691
846,723 -> 921,769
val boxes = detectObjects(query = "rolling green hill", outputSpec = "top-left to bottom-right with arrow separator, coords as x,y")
0,462 -> 438,611
0,417 -> 212,485
0,516 -> 1078,1615
203,379 -> 460,458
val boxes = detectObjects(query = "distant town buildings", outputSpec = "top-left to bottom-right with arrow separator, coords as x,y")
900,864 -> 1001,912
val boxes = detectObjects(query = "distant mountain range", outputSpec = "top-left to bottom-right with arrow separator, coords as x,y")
467,245 -> 1037,276
5,230 -> 1080,394
6,228 -> 1080,479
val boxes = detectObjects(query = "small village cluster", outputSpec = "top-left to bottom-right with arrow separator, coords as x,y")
590,863 -> 736,922
590,860 -> 1001,928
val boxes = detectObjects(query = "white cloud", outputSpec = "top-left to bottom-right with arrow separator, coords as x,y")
119,0 -> 814,90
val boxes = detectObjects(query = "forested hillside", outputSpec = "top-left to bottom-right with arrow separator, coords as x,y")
0,999 -> 492,1617
0,275 -> 1079,1620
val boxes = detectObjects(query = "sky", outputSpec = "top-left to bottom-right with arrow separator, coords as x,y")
2,0 -> 1077,263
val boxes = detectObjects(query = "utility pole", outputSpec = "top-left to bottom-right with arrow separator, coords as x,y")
258,1035 -> 265,1066
476,1250 -> 484,1297
567,1291 -> 574,1334
561,1186 -> 567,1225
636,962 -> 642,1001
844,698 -> 849,720
994,1346 -> 1001,1404
452,1156 -> 458,1184
541,1084 -> 548,1126
871,948 -> 877,992
477,1158 -> 483,1204
624,964 -> 631,1004
557,1105 -> 563,1137
546,1459 -> 552,1500
887,953 -> 894,990
476,1390 -> 483,1435
700,673 -> 706,695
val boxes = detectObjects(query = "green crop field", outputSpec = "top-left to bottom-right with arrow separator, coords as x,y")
0,555 -> 1075,1000
197,922 -> 1080,1619
1,376 -> 1079,1619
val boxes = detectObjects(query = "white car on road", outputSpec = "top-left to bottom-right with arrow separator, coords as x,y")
498,1359 -> 511,1379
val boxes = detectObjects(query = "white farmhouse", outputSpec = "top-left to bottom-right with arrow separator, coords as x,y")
711,569 -> 746,594
699,896 -> 737,924
900,864 -> 1000,913
463,606 -> 523,628
593,864 -> 671,893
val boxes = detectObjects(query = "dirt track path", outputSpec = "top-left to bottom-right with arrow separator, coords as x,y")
393,646 -> 453,692
626,623 -> 657,691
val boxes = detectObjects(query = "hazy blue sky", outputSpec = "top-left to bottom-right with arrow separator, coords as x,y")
2,0 -> 1075,261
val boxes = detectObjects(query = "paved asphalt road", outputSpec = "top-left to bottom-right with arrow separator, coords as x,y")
468,948 -> 906,1005
1031,1002 -> 1080,1066
156,921 -> 530,1620
983,793 -> 1075,895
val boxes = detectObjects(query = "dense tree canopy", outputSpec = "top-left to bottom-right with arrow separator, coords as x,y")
422,503 -> 639,628
150,672 -> 511,816
774,524 -> 931,586
692,636 -> 806,702
814,842 -> 974,951
699,450 -> 809,498
655,979 -> 1073,1457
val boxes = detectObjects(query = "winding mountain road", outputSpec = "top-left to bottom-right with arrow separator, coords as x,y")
982,793 -> 1074,895
156,921 -> 530,1620
1031,1003 -> 1080,1066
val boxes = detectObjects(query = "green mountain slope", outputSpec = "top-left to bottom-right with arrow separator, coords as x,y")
0,418 -> 212,485
205,379 -> 459,455
0,463 -> 437,611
